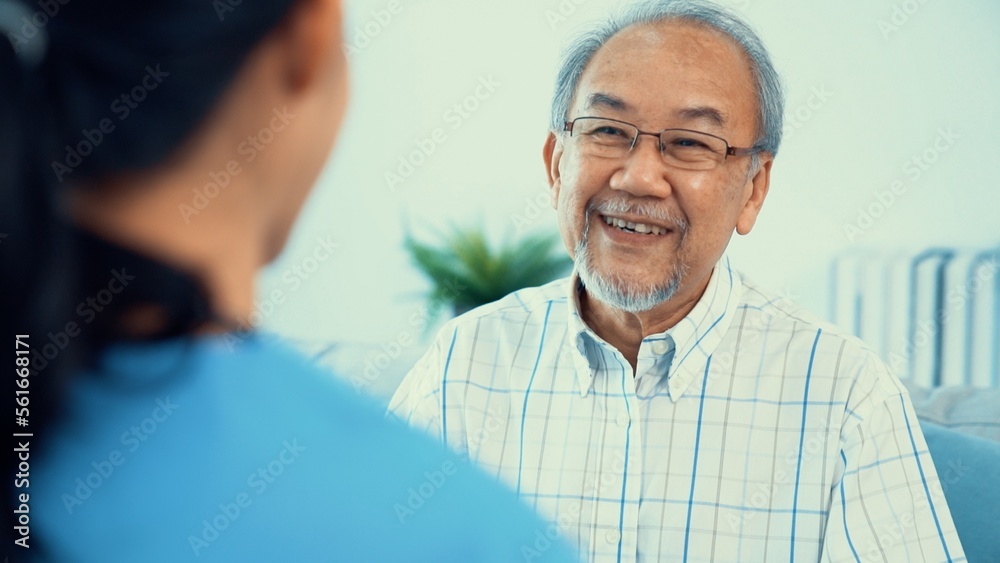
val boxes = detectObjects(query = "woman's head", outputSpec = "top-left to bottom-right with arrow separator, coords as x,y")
1,0 -> 347,543
47,0 -> 347,259
2,0 -> 348,327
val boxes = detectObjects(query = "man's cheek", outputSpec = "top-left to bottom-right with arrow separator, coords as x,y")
555,208 -> 580,259
560,150 -> 593,188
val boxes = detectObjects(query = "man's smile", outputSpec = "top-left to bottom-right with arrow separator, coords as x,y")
599,213 -> 672,236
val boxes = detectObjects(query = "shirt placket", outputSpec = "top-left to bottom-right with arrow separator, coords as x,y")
619,386 -> 643,563
592,343 -> 643,563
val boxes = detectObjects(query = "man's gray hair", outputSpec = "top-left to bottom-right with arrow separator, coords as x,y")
549,0 -> 785,158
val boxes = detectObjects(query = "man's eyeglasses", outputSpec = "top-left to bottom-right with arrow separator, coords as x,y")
563,116 -> 758,171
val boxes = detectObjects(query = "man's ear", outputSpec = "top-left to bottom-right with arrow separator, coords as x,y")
543,132 -> 563,209
276,0 -> 341,94
735,155 -> 773,235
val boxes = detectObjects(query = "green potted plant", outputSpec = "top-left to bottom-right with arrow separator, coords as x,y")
405,226 -> 573,320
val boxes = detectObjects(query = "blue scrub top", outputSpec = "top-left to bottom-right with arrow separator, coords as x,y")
32,333 -> 578,562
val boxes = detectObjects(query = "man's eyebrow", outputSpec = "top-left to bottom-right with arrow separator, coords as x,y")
675,106 -> 727,128
584,93 -> 630,113
582,95 -> 729,129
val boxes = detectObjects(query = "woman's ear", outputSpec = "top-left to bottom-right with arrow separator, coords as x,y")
277,0 -> 343,93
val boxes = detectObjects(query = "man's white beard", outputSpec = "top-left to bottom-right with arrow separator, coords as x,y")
573,206 -> 688,314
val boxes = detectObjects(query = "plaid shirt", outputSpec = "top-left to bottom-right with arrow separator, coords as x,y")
389,257 -> 966,563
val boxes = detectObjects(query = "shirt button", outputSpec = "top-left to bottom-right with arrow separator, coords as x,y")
651,340 -> 669,355
606,529 -> 621,544
616,412 -> 629,427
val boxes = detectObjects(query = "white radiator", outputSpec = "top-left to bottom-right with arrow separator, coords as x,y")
832,249 -> 1000,388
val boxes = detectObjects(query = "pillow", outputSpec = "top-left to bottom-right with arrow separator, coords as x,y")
905,381 -> 1000,443
920,421 -> 1000,562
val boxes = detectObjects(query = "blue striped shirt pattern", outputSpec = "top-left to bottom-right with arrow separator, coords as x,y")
389,256 -> 966,563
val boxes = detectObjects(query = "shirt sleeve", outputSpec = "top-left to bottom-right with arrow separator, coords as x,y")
823,356 -> 967,562
387,331 -> 448,443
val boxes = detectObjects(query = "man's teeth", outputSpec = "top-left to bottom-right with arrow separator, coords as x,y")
602,215 -> 667,235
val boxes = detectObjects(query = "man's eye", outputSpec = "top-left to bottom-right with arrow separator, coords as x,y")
591,126 -> 629,138
670,137 -> 709,149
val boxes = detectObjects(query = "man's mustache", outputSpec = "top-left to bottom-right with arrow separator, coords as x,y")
585,198 -> 690,234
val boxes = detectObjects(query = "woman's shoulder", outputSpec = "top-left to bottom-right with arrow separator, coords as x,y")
33,333 -> 577,562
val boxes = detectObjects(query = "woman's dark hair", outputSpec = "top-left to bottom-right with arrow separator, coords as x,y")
1,0 -> 298,553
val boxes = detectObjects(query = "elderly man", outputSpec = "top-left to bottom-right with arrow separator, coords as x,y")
390,1 -> 965,561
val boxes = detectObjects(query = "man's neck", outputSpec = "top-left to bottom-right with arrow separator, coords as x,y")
579,274 -> 711,373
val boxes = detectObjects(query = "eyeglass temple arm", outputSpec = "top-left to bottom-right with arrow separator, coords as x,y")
727,146 -> 758,157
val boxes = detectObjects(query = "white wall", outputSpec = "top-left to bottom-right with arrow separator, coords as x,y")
258,0 -> 1000,348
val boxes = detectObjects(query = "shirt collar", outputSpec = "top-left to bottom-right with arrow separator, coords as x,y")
565,255 -> 743,399
566,276 -> 597,396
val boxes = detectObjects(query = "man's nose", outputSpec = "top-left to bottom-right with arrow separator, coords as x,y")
609,133 -> 673,199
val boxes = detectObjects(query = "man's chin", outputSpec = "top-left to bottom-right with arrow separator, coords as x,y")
579,268 -> 680,314
574,238 -> 686,313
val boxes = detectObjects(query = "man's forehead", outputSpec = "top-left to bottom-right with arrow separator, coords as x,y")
571,20 -> 755,130
583,92 -> 729,129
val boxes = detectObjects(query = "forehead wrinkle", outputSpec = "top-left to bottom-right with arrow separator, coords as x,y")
584,92 -> 631,114
675,106 -> 727,129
